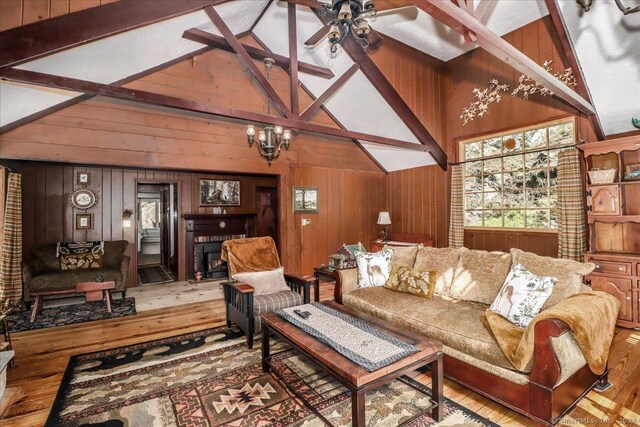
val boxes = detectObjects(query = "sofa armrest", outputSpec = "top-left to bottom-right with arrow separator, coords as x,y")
21,261 -> 34,302
334,268 -> 358,304
119,256 -> 131,289
530,319 -> 572,388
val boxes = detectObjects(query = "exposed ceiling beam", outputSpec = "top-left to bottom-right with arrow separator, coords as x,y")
416,0 -> 597,116
204,6 -> 294,119
183,29 -> 334,78
0,68 -> 430,153
315,11 -> 448,170
300,63 -> 359,122
288,4 -> 300,117
251,33 -> 388,174
0,0 -> 229,69
544,0 -> 605,140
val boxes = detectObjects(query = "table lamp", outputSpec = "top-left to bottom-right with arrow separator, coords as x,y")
377,211 -> 391,242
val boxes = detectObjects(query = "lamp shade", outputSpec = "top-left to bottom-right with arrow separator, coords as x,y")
377,211 -> 391,225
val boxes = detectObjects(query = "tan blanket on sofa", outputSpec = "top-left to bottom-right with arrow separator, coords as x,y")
221,237 -> 281,276
482,291 -> 619,375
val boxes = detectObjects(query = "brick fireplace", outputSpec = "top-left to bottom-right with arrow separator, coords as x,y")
183,214 -> 256,280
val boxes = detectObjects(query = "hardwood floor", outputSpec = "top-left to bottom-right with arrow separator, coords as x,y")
2,282 -> 639,426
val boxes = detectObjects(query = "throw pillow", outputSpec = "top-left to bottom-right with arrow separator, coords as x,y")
413,246 -> 467,295
449,249 -> 512,304
385,266 -> 437,298
383,244 -> 421,268
233,267 -> 290,295
60,253 -> 103,270
355,248 -> 394,288
490,263 -> 557,328
511,249 -> 595,309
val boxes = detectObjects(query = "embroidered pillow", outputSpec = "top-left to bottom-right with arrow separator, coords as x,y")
233,267 -> 290,295
355,249 -> 394,288
60,253 -> 103,270
385,266 -> 437,298
489,263 -> 557,328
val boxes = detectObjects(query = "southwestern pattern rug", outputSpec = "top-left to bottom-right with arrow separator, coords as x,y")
47,327 -> 498,427
7,298 -> 136,333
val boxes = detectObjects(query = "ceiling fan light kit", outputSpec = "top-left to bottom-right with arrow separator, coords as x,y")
576,0 -> 640,15
321,0 -> 377,53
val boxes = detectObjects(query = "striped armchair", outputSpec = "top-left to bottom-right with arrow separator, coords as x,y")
221,237 -> 317,348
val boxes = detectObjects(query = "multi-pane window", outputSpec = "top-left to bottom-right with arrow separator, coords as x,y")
460,118 -> 575,230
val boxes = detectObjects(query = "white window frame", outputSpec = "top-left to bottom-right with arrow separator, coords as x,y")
458,117 -> 576,232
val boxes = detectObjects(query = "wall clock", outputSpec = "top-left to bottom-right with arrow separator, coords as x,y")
69,188 -> 97,209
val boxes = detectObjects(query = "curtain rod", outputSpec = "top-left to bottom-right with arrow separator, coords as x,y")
448,143 -> 578,166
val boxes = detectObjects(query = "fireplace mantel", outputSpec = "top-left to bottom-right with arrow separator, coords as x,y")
182,214 -> 256,280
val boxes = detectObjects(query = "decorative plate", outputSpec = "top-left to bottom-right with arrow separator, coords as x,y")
69,188 -> 97,209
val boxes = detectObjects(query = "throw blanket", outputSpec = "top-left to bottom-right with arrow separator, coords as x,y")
56,241 -> 104,257
482,291 -> 619,375
221,236 -> 281,276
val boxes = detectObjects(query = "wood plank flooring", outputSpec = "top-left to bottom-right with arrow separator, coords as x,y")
2,282 -> 639,426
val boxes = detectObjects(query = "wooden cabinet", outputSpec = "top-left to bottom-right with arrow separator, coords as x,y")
586,185 -> 620,215
580,136 -> 640,329
587,275 -> 634,324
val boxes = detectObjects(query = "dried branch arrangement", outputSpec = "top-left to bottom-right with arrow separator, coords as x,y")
511,60 -> 577,99
460,79 -> 511,126
461,60 -> 577,126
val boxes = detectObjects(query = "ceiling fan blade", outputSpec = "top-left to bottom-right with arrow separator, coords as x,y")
281,0 -> 326,9
305,24 -> 331,46
367,28 -> 383,50
374,0 -> 415,12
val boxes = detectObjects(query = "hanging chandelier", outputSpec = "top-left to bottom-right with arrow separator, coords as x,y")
576,0 -> 640,14
322,0 -> 376,53
245,58 -> 293,165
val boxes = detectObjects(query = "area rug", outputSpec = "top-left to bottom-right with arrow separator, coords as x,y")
6,298 -> 136,333
138,265 -> 173,285
46,327 -> 498,426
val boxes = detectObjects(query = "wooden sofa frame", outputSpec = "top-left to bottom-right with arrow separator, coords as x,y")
222,273 -> 317,349
334,278 -> 608,426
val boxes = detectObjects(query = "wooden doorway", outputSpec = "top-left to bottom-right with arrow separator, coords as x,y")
256,186 -> 278,247
137,183 -> 178,284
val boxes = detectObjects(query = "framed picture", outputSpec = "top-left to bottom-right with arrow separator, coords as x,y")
75,213 -> 93,230
76,171 -> 91,186
200,179 -> 240,206
293,186 -> 318,213
624,163 -> 640,181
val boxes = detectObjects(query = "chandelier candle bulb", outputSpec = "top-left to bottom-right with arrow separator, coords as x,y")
258,131 -> 266,142
338,3 -> 352,20
357,20 -> 370,36
246,125 -> 255,136
274,126 -> 283,135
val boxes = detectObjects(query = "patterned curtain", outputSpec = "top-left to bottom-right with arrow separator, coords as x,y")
557,149 -> 587,261
0,172 -> 23,313
449,165 -> 464,248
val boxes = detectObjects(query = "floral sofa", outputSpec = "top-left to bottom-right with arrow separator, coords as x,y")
334,246 -> 618,426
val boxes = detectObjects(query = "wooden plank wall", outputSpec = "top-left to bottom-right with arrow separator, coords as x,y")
1,38 -> 387,282
377,17 -> 597,256
369,37 -> 450,248
20,162 -> 277,286
0,0 -> 116,31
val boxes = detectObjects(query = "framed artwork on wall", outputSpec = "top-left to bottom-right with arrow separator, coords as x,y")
76,171 -> 91,186
293,186 -> 318,213
75,213 -> 93,230
200,179 -> 241,206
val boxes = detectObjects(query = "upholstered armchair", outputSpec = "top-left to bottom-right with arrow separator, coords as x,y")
221,236 -> 317,348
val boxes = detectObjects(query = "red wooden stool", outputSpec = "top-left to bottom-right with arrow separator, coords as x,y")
76,281 -> 116,312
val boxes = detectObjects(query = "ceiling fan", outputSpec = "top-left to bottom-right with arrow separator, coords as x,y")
282,0 -> 413,52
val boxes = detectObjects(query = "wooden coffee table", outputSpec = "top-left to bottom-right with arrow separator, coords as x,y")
261,301 -> 443,427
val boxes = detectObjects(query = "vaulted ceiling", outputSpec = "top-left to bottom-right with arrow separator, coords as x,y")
0,0 -> 638,173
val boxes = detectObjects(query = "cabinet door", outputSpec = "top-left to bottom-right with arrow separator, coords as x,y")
590,276 -> 633,322
587,185 -> 620,216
